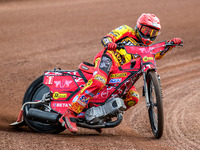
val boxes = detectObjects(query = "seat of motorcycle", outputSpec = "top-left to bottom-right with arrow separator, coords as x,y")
79,62 -> 95,74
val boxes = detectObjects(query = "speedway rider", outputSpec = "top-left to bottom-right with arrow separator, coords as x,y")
59,13 -> 182,132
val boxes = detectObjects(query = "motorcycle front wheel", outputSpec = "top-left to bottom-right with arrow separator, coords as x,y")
147,71 -> 164,139
23,75 -> 65,134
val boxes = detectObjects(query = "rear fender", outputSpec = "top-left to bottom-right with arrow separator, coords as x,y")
43,71 -> 81,101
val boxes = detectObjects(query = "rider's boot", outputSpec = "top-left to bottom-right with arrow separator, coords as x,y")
59,108 -> 78,133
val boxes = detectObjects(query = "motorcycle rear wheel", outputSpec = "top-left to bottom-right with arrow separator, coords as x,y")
23,75 -> 65,134
147,71 -> 164,139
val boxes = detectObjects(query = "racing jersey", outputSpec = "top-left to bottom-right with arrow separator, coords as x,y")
101,25 -> 141,65
69,25 -> 142,114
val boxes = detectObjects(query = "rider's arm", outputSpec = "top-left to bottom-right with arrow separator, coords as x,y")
154,38 -> 182,60
101,25 -> 134,47
154,45 -> 173,60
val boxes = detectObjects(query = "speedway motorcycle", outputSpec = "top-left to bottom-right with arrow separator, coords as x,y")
11,41 -> 183,139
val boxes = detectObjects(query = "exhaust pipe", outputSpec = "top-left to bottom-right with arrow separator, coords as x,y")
27,108 -> 60,124
77,113 -> 123,129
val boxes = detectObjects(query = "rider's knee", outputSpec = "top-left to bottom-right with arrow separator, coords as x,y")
123,87 -> 139,109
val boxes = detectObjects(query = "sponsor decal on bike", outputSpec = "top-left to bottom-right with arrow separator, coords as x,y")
110,73 -> 127,78
44,76 -> 54,85
54,80 -> 72,88
109,78 -> 121,84
94,75 -> 106,84
143,56 -> 154,62
53,102 -> 68,107
53,92 -> 67,99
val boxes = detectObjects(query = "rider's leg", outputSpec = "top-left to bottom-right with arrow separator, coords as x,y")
123,86 -> 139,109
59,53 -> 114,132
59,108 -> 78,132
59,77 -> 107,132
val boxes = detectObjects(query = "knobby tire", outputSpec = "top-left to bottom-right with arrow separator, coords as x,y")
23,75 -> 65,134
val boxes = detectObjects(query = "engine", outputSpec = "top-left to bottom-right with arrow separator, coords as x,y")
85,98 -> 126,124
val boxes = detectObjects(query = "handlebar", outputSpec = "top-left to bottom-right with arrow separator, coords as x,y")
165,41 -> 183,47
116,43 -> 125,49
119,41 -> 184,48
104,41 -> 183,54
116,41 -> 184,49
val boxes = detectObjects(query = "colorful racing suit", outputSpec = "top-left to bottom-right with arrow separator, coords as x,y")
69,25 -> 140,114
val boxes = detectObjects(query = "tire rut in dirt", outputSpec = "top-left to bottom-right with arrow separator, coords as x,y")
164,78 -> 200,149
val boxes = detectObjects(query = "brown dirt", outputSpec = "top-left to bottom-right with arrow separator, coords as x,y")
0,0 -> 200,149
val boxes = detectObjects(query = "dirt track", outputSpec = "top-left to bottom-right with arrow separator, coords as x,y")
0,0 -> 200,149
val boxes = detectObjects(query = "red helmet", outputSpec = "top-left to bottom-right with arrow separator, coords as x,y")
135,13 -> 161,45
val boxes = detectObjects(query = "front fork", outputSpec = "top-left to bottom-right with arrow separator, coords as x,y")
143,72 -> 150,109
143,71 -> 161,109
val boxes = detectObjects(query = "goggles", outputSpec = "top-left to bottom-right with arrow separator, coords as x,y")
140,26 -> 159,38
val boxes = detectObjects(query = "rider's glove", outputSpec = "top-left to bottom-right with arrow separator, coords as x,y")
168,38 -> 182,45
107,43 -> 117,50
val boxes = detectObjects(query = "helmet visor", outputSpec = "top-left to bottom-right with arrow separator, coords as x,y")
140,26 -> 159,38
